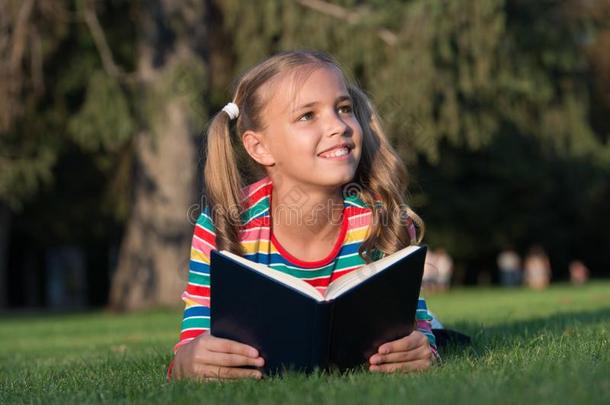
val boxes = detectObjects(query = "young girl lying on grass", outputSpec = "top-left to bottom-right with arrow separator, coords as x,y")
168,50 -> 440,382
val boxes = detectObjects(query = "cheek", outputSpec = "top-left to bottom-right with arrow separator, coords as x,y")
351,119 -> 363,141
288,128 -> 320,154
350,121 -> 364,160
273,128 -> 319,165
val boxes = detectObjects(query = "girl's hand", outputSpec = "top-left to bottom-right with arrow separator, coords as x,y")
368,331 -> 434,373
172,332 -> 265,381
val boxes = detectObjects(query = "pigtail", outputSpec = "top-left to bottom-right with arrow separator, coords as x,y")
348,85 -> 425,262
204,110 -> 245,255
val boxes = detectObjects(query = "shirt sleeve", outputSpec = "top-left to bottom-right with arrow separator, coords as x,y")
176,208 -> 216,351
167,208 -> 216,382
405,213 -> 438,359
415,296 -> 441,362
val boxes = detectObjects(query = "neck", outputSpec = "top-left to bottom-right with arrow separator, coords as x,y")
269,175 -> 345,242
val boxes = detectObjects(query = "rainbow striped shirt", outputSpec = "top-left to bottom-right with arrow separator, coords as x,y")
174,176 -> 437,356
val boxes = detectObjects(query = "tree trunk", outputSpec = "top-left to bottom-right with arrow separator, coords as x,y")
0,202 -> 10,308
108,0 -> 208,311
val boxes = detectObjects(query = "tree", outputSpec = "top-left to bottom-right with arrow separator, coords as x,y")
106,0 -> 208,310
1,0 -> 209,310
0,0 -> 66,307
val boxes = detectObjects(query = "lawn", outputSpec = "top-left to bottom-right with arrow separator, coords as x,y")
1,282 -> 608,404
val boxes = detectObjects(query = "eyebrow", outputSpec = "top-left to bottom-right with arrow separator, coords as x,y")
292,95 -> 352,113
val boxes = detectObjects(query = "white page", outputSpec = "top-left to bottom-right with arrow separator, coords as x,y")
218,250 -> 324,301
325,245 -> 422,299
218,245 -> 422,302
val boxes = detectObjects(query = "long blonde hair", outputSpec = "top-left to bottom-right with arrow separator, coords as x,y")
203,50 -> 424,262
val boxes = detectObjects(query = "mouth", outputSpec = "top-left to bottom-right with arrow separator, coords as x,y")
318,145 -> 353,159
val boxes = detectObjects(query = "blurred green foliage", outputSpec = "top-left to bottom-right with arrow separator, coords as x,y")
1,0 -> 608,284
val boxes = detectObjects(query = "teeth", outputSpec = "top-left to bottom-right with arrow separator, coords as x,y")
321,147 -> 349,158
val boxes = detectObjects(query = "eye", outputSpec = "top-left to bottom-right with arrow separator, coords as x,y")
338,104 -> 353,114
298,112 -> 314,121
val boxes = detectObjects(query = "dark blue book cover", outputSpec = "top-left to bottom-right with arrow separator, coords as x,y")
210,245 -> 427,376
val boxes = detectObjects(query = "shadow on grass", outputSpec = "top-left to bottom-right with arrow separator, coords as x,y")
438,307 -> 610,360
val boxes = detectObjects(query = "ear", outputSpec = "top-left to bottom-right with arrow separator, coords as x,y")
242,130 -> 276,166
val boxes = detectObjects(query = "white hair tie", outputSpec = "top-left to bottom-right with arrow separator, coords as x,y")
222,102 -> 239,120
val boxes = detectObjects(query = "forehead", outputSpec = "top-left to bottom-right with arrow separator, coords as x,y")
260,64 -> 349,118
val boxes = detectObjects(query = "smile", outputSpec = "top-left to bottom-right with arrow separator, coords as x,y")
318,147 -> 351,160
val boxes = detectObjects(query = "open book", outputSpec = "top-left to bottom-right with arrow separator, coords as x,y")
210,244 -> 427,375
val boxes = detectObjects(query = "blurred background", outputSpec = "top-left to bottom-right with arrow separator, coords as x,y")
0,0 -> 608,312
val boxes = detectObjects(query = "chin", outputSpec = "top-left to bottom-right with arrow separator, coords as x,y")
319,171 -> 357,188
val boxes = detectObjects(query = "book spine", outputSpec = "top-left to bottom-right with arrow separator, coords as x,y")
311,301 -> 333,371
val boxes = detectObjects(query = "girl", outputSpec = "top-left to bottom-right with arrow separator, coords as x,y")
168,50 -> 439,382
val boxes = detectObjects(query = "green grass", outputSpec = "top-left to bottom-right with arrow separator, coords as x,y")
1,282 -> 608,404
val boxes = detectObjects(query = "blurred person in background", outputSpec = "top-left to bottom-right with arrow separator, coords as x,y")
434,248 -> 453,291
423,249 -> 439,292
497,247 -> 522,287
569,260 -> 589,285
524,246 -> 551,290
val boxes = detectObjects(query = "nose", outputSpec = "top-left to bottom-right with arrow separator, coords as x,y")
325,109 -> 350,137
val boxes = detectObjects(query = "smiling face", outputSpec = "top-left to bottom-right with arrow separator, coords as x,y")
242,64 -> 363,191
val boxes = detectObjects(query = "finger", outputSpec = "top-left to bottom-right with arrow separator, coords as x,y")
378,331 -> 427,354
370,344 -> 431,365
199,350 -> 265,368
199,365 -> 263,380
369,359 -> 432,373
205,336 -> 259,358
